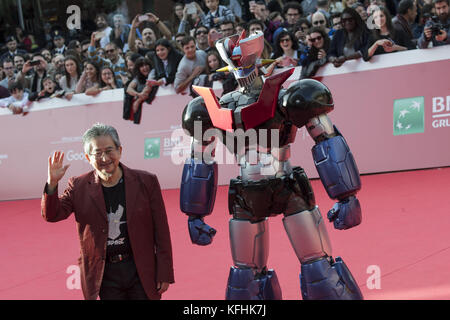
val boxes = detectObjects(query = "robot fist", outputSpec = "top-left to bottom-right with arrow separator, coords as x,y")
188,216 -> 217,246
327,196 -> 362,230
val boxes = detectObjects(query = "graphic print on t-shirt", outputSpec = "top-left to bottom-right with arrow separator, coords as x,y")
107,204 -> 126,245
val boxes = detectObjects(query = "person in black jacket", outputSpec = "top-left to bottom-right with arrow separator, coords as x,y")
300,27 -> 331,79
328,7 -> 372,67
147,38 -> 183,86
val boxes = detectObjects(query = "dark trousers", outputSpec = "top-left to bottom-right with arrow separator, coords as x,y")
99,259 -> 148,300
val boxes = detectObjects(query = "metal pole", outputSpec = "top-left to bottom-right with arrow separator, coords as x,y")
17,0 -> 25,30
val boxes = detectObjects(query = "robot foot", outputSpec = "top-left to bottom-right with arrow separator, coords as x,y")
300,256 -> 363,300
225,267 -> 282,300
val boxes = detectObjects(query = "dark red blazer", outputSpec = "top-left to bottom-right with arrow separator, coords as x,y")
41,163 -> 174,300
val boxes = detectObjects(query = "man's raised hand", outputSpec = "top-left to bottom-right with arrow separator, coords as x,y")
47,151 -> 70,193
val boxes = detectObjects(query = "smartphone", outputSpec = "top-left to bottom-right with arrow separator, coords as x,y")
385,38 -> 395,47
94,31 -> 106,40
138,15 -> 149,22
30,60 -> 41,66
186,2 -> 196,15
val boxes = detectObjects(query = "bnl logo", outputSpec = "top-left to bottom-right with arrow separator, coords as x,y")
393,96 -> 424,136
144,138 -> 161,159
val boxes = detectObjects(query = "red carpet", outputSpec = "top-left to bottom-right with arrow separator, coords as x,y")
1,167 -> 450,300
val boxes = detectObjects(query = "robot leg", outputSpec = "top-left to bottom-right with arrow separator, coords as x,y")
283,206 -> 363,300
226,218 -> 282,300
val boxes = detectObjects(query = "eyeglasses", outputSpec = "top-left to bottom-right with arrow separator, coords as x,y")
196,30 -> 208,36
313,20 -> 326,25
279,38 -> 291,43
90,148 -> 118,159
309,35 -> 323,42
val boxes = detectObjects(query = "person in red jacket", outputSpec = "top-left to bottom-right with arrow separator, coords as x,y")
41,123 -> 174,300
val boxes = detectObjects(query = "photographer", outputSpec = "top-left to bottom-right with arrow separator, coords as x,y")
418,0 -> 450,48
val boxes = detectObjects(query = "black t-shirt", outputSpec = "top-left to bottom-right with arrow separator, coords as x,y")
102,177 -> 132,257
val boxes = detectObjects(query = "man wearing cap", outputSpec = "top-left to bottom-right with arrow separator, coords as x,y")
1,36 -> 27,62
52,31 -> 67,55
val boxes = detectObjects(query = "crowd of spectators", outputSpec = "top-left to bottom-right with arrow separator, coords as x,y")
0,0 -> 448,117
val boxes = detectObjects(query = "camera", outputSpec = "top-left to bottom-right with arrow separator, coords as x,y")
29,60 -> 41,66
427,16 -> 447,37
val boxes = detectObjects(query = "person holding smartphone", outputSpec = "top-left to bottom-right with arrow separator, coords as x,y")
16,53 -> 48,93
128,13 -> 173,56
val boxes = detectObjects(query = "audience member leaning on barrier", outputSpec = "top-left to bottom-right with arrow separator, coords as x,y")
328,7 -> 372,67
0,81 -> 31,115
75,60 -> 101,95
59,55 -> 81,100
367,6 -> 410,58
300,27 -> 331,79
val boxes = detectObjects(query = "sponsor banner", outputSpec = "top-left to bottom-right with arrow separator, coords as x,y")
0,47 -> 448,200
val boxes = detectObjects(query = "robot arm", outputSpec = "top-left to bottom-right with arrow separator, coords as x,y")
307,114 -> 362,230
180,97 -> 218,245
281,79 -> 361,230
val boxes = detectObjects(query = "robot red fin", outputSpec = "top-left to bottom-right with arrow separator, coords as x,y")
192,85 -> 234,132
240,68 -> 294,130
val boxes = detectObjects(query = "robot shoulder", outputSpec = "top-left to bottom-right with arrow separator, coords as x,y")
281,79 -> 334,128
182,96 -> 214,137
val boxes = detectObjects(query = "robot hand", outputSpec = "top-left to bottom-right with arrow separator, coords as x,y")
327,196 -> 362,230
188,216 -> 217,246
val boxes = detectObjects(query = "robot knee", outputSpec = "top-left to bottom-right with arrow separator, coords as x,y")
283,207 -> 333,264
229,218 -> 269,270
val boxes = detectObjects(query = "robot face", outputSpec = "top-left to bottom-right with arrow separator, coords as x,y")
216,31 -> 264,88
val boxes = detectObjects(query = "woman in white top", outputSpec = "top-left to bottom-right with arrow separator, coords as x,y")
59,55 -> 80,100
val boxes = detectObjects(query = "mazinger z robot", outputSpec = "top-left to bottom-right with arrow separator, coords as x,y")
180,31 -> 363,300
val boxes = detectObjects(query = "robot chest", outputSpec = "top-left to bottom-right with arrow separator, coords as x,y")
220,91 -> 267,130
192,68 -> 293,132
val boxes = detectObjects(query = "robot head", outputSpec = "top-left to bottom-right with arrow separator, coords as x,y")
215,31 -> 264,89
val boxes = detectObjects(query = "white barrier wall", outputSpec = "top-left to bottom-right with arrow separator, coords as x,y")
0,46 -> 449,201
